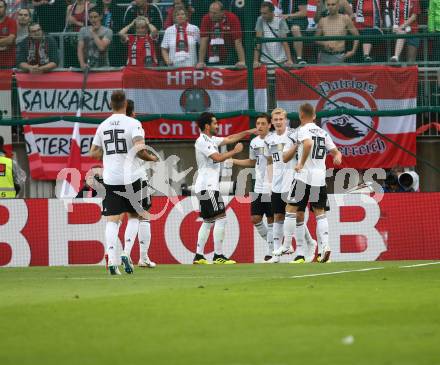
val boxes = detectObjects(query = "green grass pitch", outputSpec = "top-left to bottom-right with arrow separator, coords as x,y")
1,261 -> 439,365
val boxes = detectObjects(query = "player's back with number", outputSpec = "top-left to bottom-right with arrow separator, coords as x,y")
296,123 -> 336,186
93,114 -> 144,185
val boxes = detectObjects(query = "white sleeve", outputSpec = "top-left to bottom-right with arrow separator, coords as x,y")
196,139 -> 216,157
161,27 -> 171,49
249,145 -> 256,160
325,133 -> 337,151
212,136 -> 224,146
131,121 -> 145,140
283,138 -> 293,152
194,26 -> 200,43
297,128 -> 312,143
92,126 -> 102,147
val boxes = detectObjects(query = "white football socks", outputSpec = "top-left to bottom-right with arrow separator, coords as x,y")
295,222 -> 305,257
267,223 -> 274,255
254,221 -> 268,240
273,221 -> 284,251
123,218 -> 139,257
213,217 -> 227,256
316,214 -> 329,250
105,221 -> 119,266
196,222 -> 212,255
138,219 -> 151,260
283,212 -> 296,249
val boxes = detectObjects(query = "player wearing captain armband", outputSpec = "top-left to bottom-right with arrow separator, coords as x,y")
285,103 -> 341,264
192,112 -> 256,265
230,113 -> 274,262
90,91 -> 158,276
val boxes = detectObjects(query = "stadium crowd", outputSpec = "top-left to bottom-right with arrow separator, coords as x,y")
0,0 -> 436,71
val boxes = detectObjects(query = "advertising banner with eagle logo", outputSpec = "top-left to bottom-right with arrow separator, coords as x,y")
275,65 -> 417,168
123,66 -> 268,139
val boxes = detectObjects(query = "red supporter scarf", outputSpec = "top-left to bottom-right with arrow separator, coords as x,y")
393,0 -> 410,26
175,22 -> 189,53
356,0 -> 382,27
129,35 -> 157,67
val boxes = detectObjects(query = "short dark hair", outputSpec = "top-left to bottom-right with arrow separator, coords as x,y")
126,99 -> 135,117
299,103 -> 315,118
197,112 -> 215,131
261,1 -> 275,12
255,113 -> 271,124
111,90 -> 126,110
88,8 -> 101,16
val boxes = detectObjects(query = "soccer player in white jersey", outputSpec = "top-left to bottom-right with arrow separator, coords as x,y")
193,112 -> 256,265
121,99 -> 156,268
286,103 -> 342,263
231,113 -> 274,262
90,90 -> 158,275
265,108 -> 316,263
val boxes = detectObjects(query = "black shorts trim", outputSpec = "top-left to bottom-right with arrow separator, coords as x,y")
271,192 -> 287,215
197,190 -> 225,220
250,192 -> 273,218
287,180 -> 329,212
102,179 -> 151,216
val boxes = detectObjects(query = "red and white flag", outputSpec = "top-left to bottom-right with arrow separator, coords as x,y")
276,65 -> 417,168
59,122 -> 83,198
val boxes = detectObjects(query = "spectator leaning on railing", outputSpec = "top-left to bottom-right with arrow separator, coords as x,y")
352,0 -> 384,62
120,15 -> 158,67
161,6 -> 199,67
315,0 -> 359,64
197,0 -> 245,68
123,0 -> 163,31
77,8 -> 112,69
16,7 -> 30,44
254,1 -> 294,67
0,0 -> 16,68
17,22 -> 58,72
390,0 -> 420,62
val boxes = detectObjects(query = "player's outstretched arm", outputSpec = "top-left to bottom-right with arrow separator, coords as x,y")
210,143 -> 243,163
329,148 -> 342,166
89,144 -> 103,160
219,129 -> 257,146
283,144 -> 298,163
231,158 -> 256,167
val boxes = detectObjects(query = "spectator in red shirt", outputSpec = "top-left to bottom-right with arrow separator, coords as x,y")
119,15 -> 158,67
0,0 -> 16,68
390,0 -> 420,62
196,0 -> 245,68
353,0 -> 384,62
164,0 -> 194,29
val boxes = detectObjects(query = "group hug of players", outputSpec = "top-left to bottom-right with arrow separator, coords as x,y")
192,104 -> 342,265
90,90 -> 341,275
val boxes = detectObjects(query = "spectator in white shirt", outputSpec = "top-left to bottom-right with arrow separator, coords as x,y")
161,5 -> 200,67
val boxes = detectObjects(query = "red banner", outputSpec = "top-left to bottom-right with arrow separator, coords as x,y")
141,115 -> 249,139
276,65 -> 417,168
1,194 -> 439,267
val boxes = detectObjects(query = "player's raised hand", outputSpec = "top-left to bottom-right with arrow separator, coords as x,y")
234,143 -> 243,154
248,128 -> 257,135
